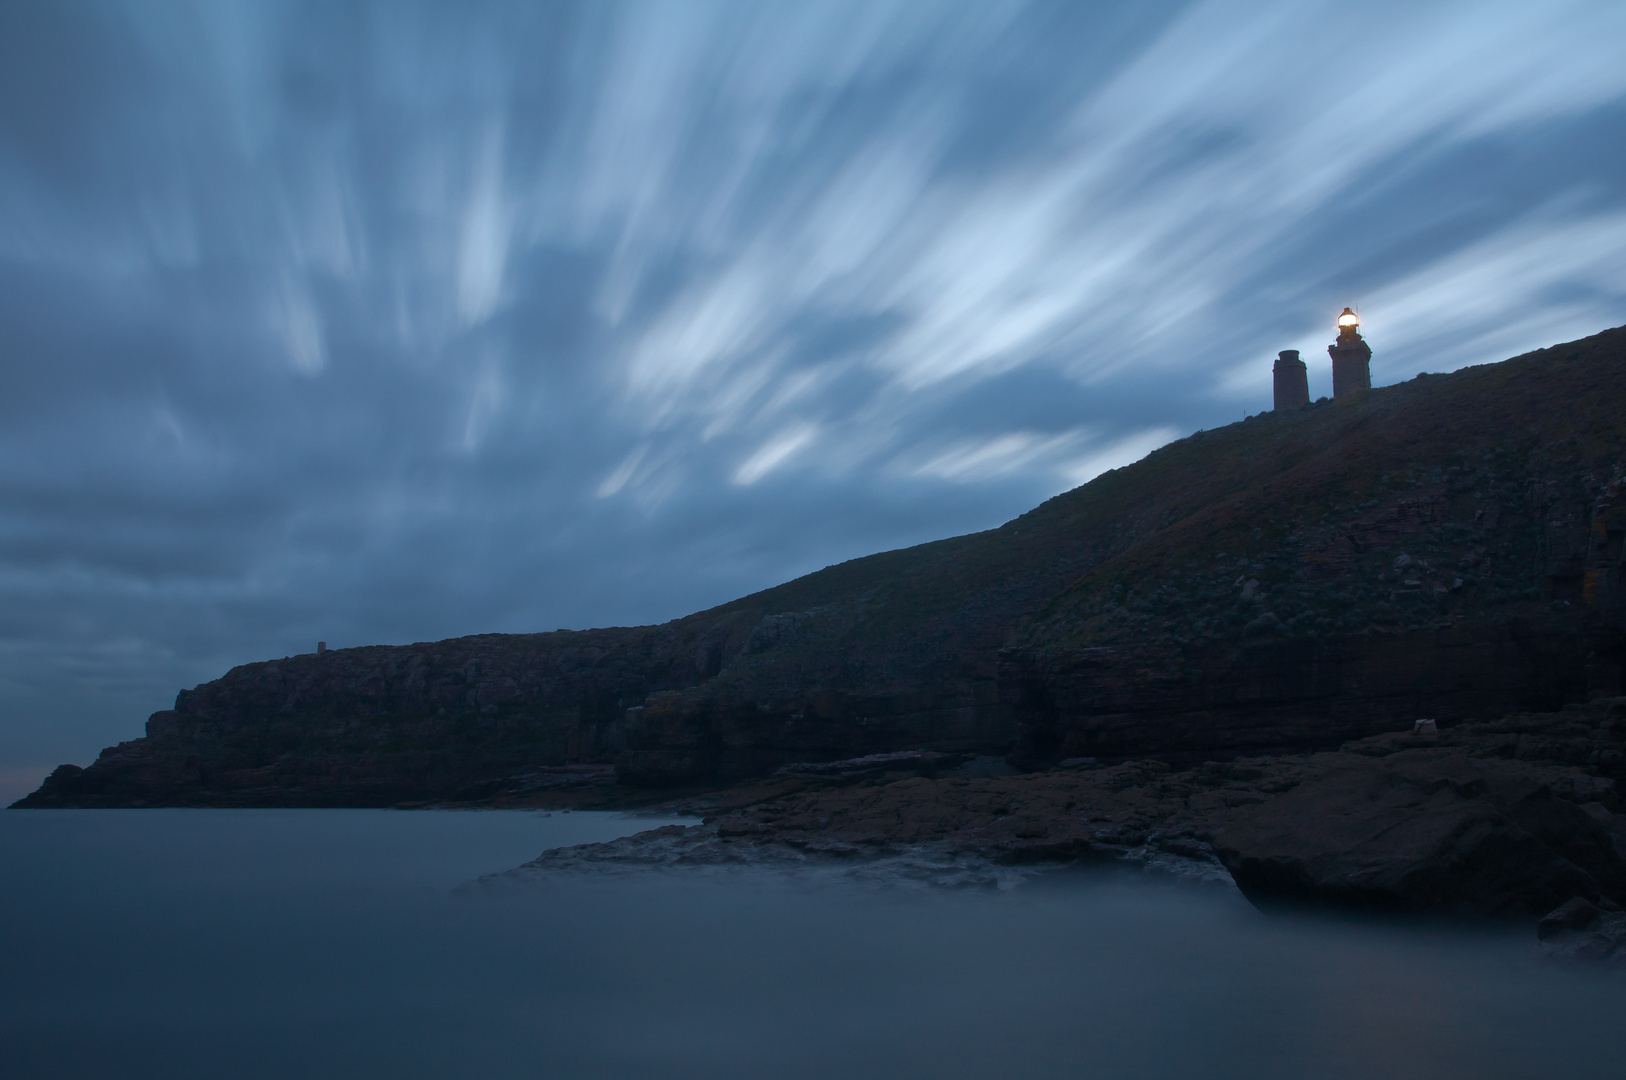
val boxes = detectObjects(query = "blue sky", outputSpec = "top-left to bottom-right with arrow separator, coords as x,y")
2,0 -> 1625,798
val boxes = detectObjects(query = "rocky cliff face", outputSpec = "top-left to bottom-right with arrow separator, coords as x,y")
1002,619 -> 1590,768
15,325 -> 1626,808
18,624 -> 751,806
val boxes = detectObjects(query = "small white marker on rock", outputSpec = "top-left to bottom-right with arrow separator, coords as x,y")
1413,718 -> 1437,735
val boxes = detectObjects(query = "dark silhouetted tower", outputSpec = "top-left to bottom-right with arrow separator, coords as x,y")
1273,350 -> 1308,410
1329,307 -> 1371,397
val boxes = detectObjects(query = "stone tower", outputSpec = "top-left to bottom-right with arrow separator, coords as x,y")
1272,349 -> 1308,410
1329,307 -> 1371,398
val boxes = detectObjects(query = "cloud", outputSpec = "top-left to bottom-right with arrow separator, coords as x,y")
0,0 -> 1624,774
457,123 -> 510,326
277,275 -> 326,374
909,430 -> 1090,483
733,424 -> 818,486
459,354 -> 507,453
596,444 -> 648,499
1359,209 -> 1626,379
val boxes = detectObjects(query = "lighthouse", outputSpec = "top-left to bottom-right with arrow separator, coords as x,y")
1328,307 -> 1371,398
1272,350 -> 1309,410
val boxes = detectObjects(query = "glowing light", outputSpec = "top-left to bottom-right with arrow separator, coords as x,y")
1336,307 -> 1360,330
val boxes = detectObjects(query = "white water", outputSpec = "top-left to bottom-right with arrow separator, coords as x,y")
2,809 -> 1623,1079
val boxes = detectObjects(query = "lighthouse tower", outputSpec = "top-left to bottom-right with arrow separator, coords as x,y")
1272,350 -> 1308,410
1328,307 -> 1371,397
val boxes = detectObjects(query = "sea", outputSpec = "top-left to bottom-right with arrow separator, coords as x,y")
2,809 -> 1624,1080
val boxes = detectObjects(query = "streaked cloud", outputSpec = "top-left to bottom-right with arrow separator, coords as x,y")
909,431 -> 1090,484
457,123 -> 511,327
0,0 -> 1623,773
1362,209 -> 1626,379
734,425 -> 819,486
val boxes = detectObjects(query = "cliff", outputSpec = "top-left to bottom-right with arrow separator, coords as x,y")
15,324 -> 1626,808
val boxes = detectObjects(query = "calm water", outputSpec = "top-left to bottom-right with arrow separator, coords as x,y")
2,810 -> 1623,1079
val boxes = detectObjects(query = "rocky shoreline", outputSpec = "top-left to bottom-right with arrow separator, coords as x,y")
485,698 -> 1626,959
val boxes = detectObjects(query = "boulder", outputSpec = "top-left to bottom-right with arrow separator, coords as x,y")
1537,896 -> 1600,939
1214,748 -> 1626,915
1537,897 -> 1626,962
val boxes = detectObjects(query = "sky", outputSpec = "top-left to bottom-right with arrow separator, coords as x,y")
2,0 -> 1625,797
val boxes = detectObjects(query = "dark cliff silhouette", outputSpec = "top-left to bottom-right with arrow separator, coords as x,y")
16,324 -> 1626,808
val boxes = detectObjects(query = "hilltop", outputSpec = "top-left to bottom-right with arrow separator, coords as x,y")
15,324 -> 1626,808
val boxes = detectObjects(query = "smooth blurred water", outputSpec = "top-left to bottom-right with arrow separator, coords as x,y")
2,810 -> 1624,1080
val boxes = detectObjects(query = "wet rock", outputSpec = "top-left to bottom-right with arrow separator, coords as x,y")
943,755 -> 1022,778
1213,745 -> 1626,915
1538,896 -> 1600,939
776,749 -> 969,778
1537,897 -> 1626,962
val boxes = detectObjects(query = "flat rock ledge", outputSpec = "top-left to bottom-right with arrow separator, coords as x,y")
478,700 -> 1626,932
476,820 -> 1236,894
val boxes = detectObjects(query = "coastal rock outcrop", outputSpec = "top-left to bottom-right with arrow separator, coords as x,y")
1213,749 -> 1621,914
494,699 -> 1626,921
1213,700 -> 1626,914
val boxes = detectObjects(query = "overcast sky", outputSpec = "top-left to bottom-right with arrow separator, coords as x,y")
3,0 -> 1625,797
